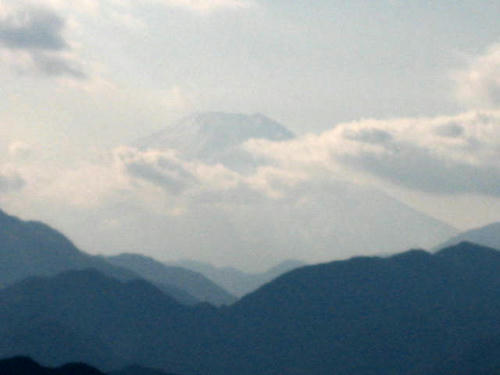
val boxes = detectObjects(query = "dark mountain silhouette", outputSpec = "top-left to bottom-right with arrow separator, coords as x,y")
3,242 -> 500,374
0,357 -> 178,375
108,253 -> 235,306
174,259 -> 306,297
0,356 -> 104,375
0,209 -> 201,305
436,222 -> 500,251
108,364 -> 176,375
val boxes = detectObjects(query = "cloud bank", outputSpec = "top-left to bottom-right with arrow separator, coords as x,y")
246,110 -> 500,197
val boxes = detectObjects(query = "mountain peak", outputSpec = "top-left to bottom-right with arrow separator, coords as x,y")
135,112 -> 294,168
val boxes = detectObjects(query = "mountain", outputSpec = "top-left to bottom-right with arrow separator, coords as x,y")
4,242 -> 500,374
135,112 -> 294,171
0,209 -> 199,305
0,356 -> 104,375
436,222 -> 500,251
108,253 -> 236,306
174,259 -> 306,297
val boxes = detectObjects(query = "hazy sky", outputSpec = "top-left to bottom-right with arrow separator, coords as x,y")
0,0 -> 499,270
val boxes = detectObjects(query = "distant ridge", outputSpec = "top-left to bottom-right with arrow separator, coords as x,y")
436,222 -> 500,251
174,259 -> 306,297
108,253 -> 236,306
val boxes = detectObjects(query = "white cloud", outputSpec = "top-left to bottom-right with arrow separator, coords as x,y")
246,110 -> 500,196
454,43 -> 500,109
114,146 -> 242,196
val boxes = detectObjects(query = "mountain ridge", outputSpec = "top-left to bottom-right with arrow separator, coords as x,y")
0,208 -> 231,306
3,241 -> 500,374
108,253 -> 236,306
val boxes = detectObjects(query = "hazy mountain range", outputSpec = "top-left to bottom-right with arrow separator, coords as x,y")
2,209 -> 500,374
107,254 -> 236,306
436,221 -> 500,251
174,259 -> 306,297
0,209 -> 235,306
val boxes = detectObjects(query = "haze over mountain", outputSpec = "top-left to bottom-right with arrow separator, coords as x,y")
1,0 -> 499,279
174,259 -> 306,297
108,254 -> 235,306
1,3 -> 499,374
436,222 -> 500,252
3,241 -> 500,374
0,208 -> 233,306
99,111 -> 458,270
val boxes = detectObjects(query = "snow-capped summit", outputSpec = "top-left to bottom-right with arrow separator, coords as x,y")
135,112 -> 294,170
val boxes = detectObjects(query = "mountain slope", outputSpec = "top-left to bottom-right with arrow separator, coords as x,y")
174,259 -> 306,297
436,222 -> 500,251
108,254 -> 236,306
